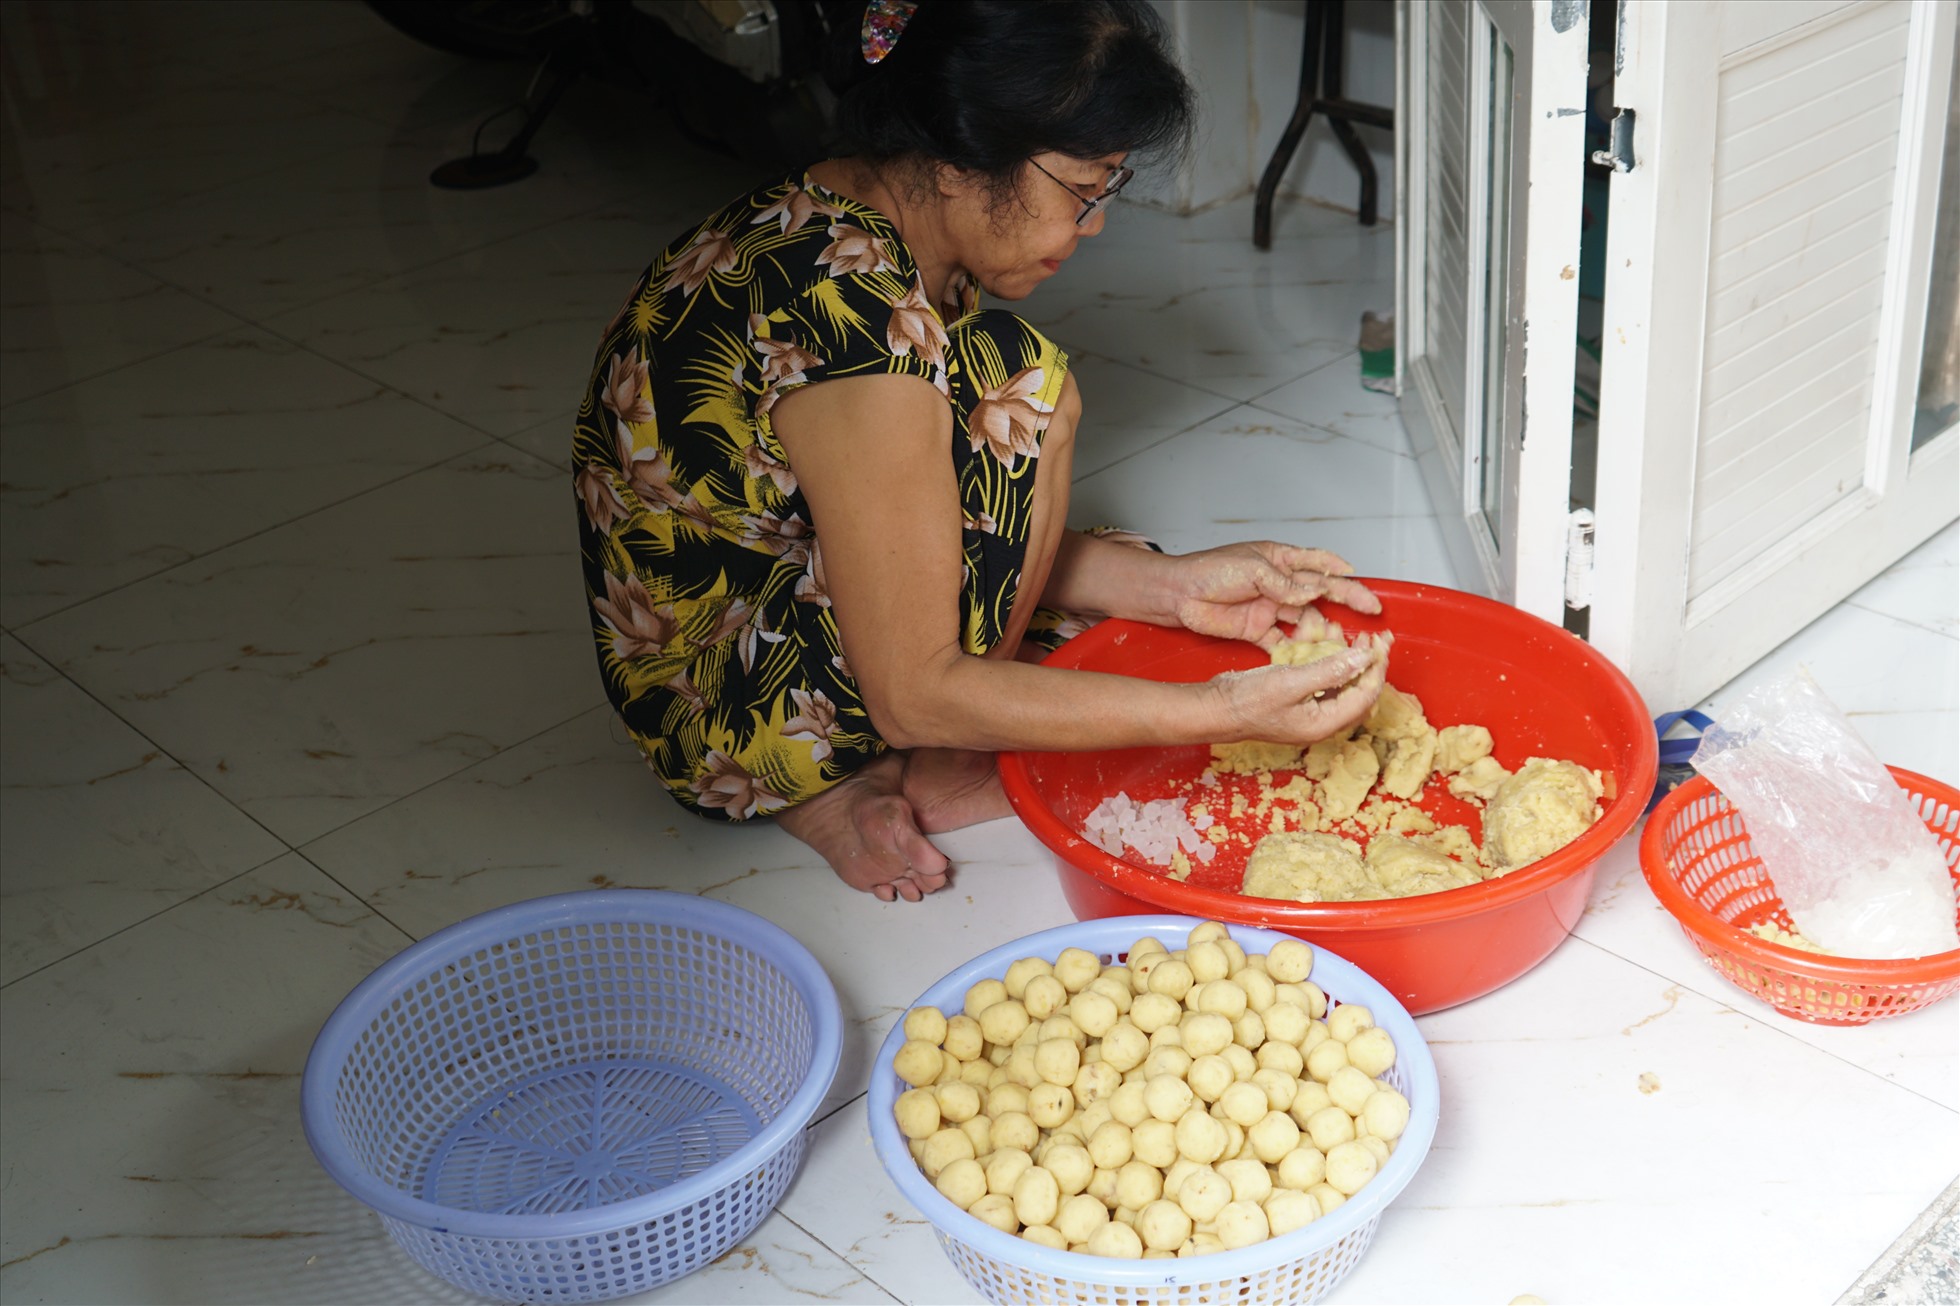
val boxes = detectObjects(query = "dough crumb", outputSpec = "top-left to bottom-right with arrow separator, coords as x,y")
1637,1072 -> 1661,1095
1447,755 -> 1511,804
1747,921 -> 1832,954
1509,1296 -> 1549,1305
1211,739 -> 1305,774
1435,723 -> 1494,773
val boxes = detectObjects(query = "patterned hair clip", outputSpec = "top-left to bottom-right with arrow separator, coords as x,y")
861,0 -> 919,64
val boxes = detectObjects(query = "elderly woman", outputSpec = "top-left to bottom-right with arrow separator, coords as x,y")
573,0 -> 1386,902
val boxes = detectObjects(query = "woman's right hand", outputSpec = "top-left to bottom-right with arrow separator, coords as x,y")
1208,633 -> 1391,746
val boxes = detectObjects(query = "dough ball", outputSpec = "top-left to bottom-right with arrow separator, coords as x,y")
1131,1119 -> 1179,1169
1508,1296 -> 1548,1306
1181,1012 -> 1234,1059
1308,1183 -> 1347,1217
1327,1065 -> 1376,1116
1250,1067 -> 1299,1113
1264,1187 -> 1320,1237
1248,1109 -> 1303,1164
1221,1043 -> 1258,1082
1176,1166 -> 1232,1223
1088,974 -> 1135,1014
978,1000 -> 1031,1049
1255,1040 -> 1305,1079
1022,973 -> 1068,1021
1055,1192 -> 1111,1244
1073,1061 -> 1123,1108
1003,956 -> 1053,1000
969,1192 -> 1018,1234
1144,1074 -> 1196,1123
895,1088 -> 943,1142
1325,1004 -> 1373,1044
919,1128 -> 975,1180
1181,1232 -> 1226,1258
960,1115 -> 992,1157
1087,1165 -> 1121,1209
1236,968 -> 1277,1014
1039,1015 -> 1087,1048
1128,935 -> 1170,962
1324,1139 -> 1379,1195
1137,1199 -> 1193,1253
1288,1080 -> 1334,1125
930,1080 -> 979,1125
933,1051 -> 963,1085
1305,1104 -> 1356,1152
1358,1135 -> 1390,1166
1144,1043 -> 1193,1081
1146,958 -> 1196,1001
1362,1088 -> 1412,1142
1299,982 -> 1330,1020
1028,1082 -> 1075,1130
1196,979 -> 1248,1020
1276,1145 -> 1327,1191
1002,1048 -> 1041,1090
986,1083 -> 1031,1118
963,1056 -> 998,1084
1053,947 -> 1104,993
1019,1223 -> 1066,1250
944,1015 -> 985,1062
992,1110 -> 1039,1153
894,1040 -> 944,1089
1232,1010 -> 1267,1051
1190,1052 -> 1238,1104
935,1157 -> 987,1210
1346,1025 -> 1398,1078
1088,1120 -> 1134,1170
1128,992 -> 1183,1035
1035,1037 -> 1082,1087
1174,1107 -> 1229,1165
1187,921 -> 1230,946
1266,939 -> 1315,984
963,979 -> 1008,1021
1217,938 -> 1248,974
1219,1081 -> 1270,1128
1186,941 -> 1230,983
1305,1036 -> 1351,1084
1215,1157 -> 1273,1206
1011,1165 -> 1061,1228
1046,1144 -> 1095,1197
903,1006 -> 948,1046
1085,1221 -> 1144,1259
1215,1199 -> 1271,1250
1115,1158 -> 1165,1209
1069,989 -> 1120,1039
1108,1079 -> 1151,1128
985,1147 -> 1034,1197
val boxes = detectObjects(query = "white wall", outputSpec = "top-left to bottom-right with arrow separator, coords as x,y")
1135,0 -> 1398,222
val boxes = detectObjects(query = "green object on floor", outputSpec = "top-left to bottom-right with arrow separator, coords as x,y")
1359,310 -> 1395,394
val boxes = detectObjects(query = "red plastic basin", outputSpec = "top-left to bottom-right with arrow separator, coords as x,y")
999,580 -> 1658,1015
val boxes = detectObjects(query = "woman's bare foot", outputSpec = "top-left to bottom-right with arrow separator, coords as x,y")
775,752 -> 951,902
902,747 -> 1014,834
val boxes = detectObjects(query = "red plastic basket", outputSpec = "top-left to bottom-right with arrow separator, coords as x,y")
1640,767 -> 1960,1025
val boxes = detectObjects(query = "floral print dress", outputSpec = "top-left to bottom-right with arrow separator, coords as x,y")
573,173 -> 1073,822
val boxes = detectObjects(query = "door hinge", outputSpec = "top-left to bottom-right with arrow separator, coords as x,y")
1590,108 -> 1636,173
1565,508 -> 1596,611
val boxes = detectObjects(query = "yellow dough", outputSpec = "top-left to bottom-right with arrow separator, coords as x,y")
1316,739 -> 1381,822
1241,833 -> 1384,903
1210,739 -> 1306,774
1447,755 -> 1510,804
1434,724 -> 1493,774
1366,835 -> 1480,896
1482,758 -> 1604,871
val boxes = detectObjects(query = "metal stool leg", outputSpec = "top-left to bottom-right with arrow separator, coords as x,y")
1253,0 -> 1327,251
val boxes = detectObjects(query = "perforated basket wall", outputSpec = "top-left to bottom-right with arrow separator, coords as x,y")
303,891 -> 841,1303
1641,769 -> 1960,1026
867,916 -> 1440,1306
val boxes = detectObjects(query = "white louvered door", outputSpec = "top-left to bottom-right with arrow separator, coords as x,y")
1588,0 -> 1960,710
1395,0 -> 1590,620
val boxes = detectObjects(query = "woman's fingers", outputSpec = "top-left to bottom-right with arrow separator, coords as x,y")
1289,647 -> 1375,694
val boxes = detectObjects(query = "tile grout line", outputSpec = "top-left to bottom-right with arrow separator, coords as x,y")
1561,931 -> 1960,1117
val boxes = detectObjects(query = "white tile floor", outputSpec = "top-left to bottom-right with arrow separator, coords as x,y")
2,4 -> 1956,1304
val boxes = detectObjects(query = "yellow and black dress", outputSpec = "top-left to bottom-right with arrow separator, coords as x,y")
572,173 -> 1073,822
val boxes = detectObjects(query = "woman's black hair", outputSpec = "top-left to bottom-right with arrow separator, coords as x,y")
826,0 -> 1195,206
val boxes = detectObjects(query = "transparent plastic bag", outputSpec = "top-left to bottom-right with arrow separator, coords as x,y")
1690,671 -> 1958,960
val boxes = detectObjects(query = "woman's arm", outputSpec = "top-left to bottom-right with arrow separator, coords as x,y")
768,374 -> 1382,753
1042,531 -> 1382,648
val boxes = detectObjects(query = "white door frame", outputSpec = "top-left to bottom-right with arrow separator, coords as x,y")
1395,0 -> 1589,621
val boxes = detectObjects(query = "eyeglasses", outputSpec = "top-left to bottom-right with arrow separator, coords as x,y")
1028,159 -> 1135,226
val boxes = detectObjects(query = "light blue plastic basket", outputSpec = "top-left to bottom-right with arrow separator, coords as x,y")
302,890 -> 842,1303
868,916 -> 1439,1306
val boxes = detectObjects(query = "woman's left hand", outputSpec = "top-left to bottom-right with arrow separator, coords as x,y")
1167,542 -> 1381,648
